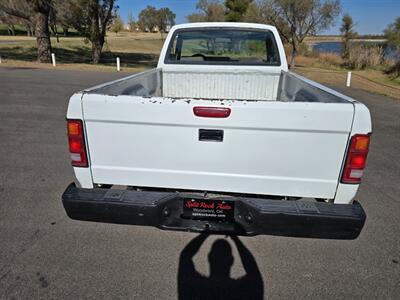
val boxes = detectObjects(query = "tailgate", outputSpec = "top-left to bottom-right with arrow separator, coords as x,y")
81,94 -> 354,199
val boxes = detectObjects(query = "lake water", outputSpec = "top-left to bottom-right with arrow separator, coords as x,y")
312,41 -> 398,60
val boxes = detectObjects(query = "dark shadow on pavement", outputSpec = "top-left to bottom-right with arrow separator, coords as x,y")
178,234 -> 264,300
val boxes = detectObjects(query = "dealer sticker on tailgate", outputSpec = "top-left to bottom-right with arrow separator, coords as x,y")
182,198 -> 235,221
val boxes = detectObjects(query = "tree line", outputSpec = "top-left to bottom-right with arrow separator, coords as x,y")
0,1 -> 176,64
1,0 -> 398,72
187,0 -> 400,70
187,0 -> 341,66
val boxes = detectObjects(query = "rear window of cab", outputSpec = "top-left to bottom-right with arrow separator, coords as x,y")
165,28 -> 281,66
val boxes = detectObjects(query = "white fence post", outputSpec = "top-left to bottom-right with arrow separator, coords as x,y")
51,53 -> 56,67
116,57 -> 120,71
346,71 -> 352,87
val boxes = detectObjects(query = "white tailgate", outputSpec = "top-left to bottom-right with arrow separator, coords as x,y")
82,95 -> 354,199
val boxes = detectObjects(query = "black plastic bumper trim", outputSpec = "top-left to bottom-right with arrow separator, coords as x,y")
62,183 -> 366,239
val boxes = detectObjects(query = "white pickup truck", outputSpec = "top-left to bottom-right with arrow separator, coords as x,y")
62,23 -> 372,239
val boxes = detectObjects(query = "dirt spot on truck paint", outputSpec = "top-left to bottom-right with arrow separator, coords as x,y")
36,272 -> 49,288
39,276 -> 49,288
392,259 -> 398,264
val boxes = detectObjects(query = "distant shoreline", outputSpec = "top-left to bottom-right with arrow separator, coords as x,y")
305,38 -> 387,45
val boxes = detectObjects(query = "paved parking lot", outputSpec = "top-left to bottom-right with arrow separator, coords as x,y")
0,67 -> 399,299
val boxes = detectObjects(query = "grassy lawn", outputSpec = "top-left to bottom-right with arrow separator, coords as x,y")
293,55 -> 400,99
295,67 -> 400,99
0,32 -> 164,72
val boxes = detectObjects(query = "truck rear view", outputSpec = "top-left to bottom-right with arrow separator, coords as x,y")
62,23 -> 372,239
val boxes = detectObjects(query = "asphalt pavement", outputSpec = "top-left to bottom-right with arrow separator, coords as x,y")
0,67 -> 399,299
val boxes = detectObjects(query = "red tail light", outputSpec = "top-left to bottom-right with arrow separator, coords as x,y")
193,106 -> 231,118
67,119 -> 88,167
341,134 -> 371,184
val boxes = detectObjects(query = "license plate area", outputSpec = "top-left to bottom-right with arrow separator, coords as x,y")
182,198 -> 235,221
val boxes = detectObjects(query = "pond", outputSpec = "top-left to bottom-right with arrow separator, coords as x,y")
311,41 -> 398,60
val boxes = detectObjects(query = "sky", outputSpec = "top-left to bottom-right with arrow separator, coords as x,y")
117,0 -> 400,35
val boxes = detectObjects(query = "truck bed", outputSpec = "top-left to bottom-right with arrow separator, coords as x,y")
86,68 -> 349,103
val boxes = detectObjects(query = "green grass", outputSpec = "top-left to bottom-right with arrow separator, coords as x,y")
0,24 -> 28,36
294,63 -> 400,100
0,32 -> 163,70
0,24 -> 80,36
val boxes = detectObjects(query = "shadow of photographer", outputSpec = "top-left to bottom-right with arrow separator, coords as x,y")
178,234 -> 264,300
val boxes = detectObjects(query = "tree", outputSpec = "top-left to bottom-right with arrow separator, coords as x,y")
0,11 -> 18,35
243,1 -> 267,23
29,0 -> 53,62
138,5 -> 158,32
384,17 -> 400,78
157,7 -> 175,33
137,6 -> 175,33
49,3 -> 60,41
255,0 -> 340,67
0,0 -> 52,62
384,17 -> 400,53
127,11 -> 136,31
68,0 -> 115,64
225,0 -> 252,22
340,14 -> 357,60
53,0 -> 74,37
111,12 -> 123,35
186,0 -> 225,22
